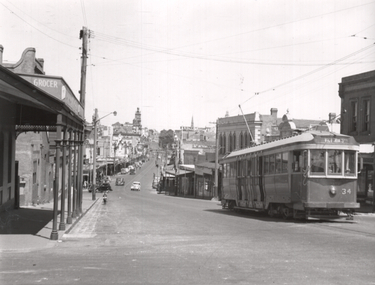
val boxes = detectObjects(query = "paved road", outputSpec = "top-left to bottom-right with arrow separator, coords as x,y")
1,159 -> 375,285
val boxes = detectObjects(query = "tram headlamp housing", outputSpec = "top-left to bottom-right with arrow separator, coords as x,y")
329,185 -> 336,196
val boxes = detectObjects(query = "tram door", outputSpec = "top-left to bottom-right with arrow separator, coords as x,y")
291,150 -> 307,201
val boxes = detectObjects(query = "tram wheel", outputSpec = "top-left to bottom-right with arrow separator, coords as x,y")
281,206 -> 291,220
268,204 -> 275,217
228,200 -> 235,210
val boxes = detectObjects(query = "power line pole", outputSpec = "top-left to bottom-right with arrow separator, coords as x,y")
79,26 -> 88,114
79,26 -> 89,207
92,108 -> 98,200
214,119 -> 219,201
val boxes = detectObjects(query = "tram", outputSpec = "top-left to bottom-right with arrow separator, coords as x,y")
220,131 -> 360,220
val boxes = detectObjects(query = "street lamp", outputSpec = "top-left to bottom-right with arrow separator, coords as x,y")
92,108 -> 117,200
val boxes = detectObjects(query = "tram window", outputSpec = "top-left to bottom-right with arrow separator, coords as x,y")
293,151 -> 301,172
242,160 -> 246,176
310,150 -> 325,174
264,156 -> 269,174
344,151 -> 356,176
223,164 -> 227,178
269,155 -> 275,174
232,162 -> 237,177
328,150 -> 342,175
282,152 -> 288,173
275,153 -> 282,173
247,159 -> 251,176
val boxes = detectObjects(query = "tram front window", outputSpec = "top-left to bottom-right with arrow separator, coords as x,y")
310,150 -> 325,174
344,150 -> 356,176
328,150 -> 342,175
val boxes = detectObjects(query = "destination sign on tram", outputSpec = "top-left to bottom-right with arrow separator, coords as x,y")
318,137 -> 349,144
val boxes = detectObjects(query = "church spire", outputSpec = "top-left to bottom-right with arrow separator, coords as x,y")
191,116 -> 194,129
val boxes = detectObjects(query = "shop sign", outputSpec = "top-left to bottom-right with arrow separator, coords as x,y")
20,74 -> 83,119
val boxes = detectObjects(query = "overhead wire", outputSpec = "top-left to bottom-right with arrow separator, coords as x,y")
0,1 -> 78,47
233,43 -> 375,115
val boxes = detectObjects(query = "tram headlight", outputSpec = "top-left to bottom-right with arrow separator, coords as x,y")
329,185 -> 336,196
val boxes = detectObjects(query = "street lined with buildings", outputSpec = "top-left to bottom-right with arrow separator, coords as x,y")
0,3 -> 374,284
1,159 -> 375,284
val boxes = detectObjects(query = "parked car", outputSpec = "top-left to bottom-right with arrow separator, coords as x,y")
130,181 -> 141,191
129,168 -> 136,175
116,177 -> 125,186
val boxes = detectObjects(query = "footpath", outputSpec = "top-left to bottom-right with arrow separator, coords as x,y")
0,190 -> 99,253
0,191 -> 374,252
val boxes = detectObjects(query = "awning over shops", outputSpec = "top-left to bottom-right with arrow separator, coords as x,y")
0,65 -> 83,132
165,169 -> 193,176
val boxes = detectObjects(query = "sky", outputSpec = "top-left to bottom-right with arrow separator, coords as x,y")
1,0 -> 374,131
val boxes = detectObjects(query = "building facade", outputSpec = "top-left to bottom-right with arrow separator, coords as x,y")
339,70 -> 375,201
0,44 -> 85,241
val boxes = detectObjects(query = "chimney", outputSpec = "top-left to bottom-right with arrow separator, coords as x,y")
0,45 -> 3,65
270,108 -> 278,119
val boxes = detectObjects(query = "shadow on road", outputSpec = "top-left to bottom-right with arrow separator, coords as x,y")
0,207 -> 53,235
204,208 -> 356,225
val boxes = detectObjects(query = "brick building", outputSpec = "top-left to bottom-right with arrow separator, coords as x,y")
339,70 -> 375,201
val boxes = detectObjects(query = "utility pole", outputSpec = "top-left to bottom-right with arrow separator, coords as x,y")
92,108 -> 98,200
214,119 -> 219,201
79,27 -> 88,115
79,26 -> 89,206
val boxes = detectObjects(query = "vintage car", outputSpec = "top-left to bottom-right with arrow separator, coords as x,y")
130,181 -> 141,191
116,177 -> 125,186
91,182 -> 112,192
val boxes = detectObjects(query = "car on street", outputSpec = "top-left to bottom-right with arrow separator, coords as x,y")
92,182 -> 112,192
130,181 -> 141,191
115,177 -> 125,186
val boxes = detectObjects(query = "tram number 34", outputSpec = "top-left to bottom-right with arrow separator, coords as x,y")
342,189 -> 351,195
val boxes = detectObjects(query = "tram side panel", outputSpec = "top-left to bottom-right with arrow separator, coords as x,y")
291,172 -> 307,209
222,177 -> 237,206
272,173 -> 290,204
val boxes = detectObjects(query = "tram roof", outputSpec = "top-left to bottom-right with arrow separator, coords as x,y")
224,131 -> 358,159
